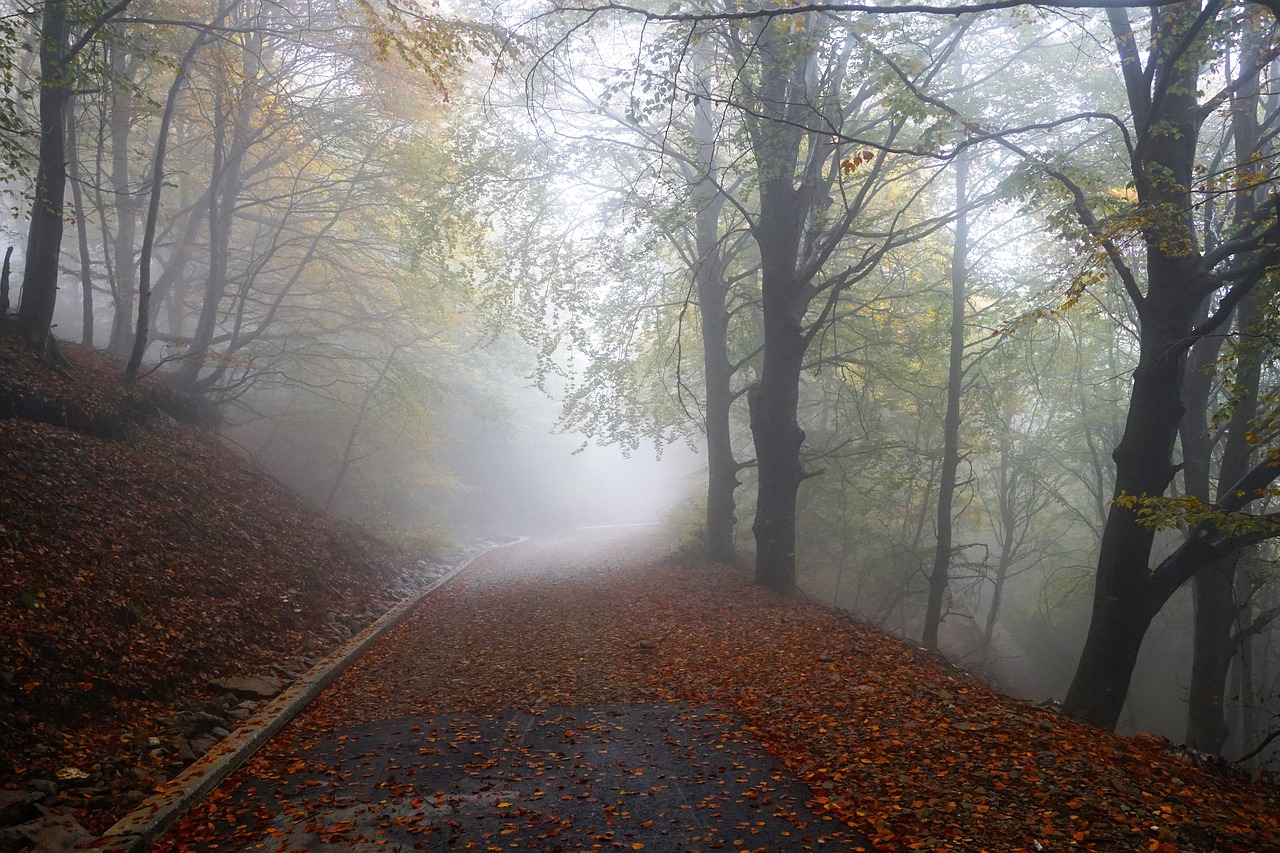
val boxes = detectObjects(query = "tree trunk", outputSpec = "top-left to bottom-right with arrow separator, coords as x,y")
16,0 -> 70,352
702,297 -> 737,563
1062,3 -> 1212,731
1183,293 -> 1259,751
922,148 -> 969,652
1184,23 -> 1266,754
745,18 -> 817,595
1,246 -> 13,316
689,69 -> 738,563
983,437 -> 1018,647
1178,296 -> 1230,751
1234,581 -> 1262,763
127,9 -> 229,381
749,309 -> 806,593
1187,560 -> 1238,752
105,44 -> 137,359
180,28 -> 257,386
66,93 -> 94,347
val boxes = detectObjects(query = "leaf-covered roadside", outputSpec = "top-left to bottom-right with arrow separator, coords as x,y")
0,330 -> 418,834
164,539 -> 1280,853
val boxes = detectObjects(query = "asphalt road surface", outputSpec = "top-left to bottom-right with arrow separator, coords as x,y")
155,527 -> 873,852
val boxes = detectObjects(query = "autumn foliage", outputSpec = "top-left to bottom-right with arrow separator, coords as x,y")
0,329 -> 407,830
159,535 -> 1280,853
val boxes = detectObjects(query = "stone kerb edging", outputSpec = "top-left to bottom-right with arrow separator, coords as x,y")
76,537 -> 526,853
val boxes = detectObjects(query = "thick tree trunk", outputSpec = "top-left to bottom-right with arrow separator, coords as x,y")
749,317 -> 806,594
1187,560 -> 1238,752
922,150 -> 969,652
16,0 -> 70,352
1063,316 -> 1191,728
744,16 -> 821,595
1063,4 -> 1210,730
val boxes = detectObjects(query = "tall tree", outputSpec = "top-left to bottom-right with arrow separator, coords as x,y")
1060,2 -> 1280,730
16,0 -> 131,352
721,13 -> 956,592
922,145 -> 971,651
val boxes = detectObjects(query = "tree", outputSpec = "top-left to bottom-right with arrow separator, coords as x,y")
16,0 -> 131,352
922,145 -> 971,651
1058,2 -> 1280,731
717,12 -> 957,593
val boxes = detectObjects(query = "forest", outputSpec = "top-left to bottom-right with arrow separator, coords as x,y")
2,0 -> 1280,776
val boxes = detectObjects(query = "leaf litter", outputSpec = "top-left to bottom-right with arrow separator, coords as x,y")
154,533 -> 1280,853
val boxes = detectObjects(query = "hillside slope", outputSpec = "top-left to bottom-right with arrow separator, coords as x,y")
0,330 -> 431,837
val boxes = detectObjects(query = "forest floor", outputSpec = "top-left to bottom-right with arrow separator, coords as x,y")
155,530 -> 1280,853
3,329 -> 1279,853
0,329 -> 455,845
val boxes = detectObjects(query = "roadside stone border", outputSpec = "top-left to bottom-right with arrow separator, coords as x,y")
75,538 -> 524,853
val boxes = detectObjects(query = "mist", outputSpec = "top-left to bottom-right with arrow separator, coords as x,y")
3,0 -> 1279,773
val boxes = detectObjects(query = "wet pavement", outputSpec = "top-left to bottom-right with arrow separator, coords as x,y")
153,529 -> 873,852
197,705 -> 860,851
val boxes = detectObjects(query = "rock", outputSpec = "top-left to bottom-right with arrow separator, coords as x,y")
0,811 -> 91,853
119,790 -> 147,810
208,675 -> 281,700
189,736 -> 219,755
166,710 -> 227,739
0,791 -> 38,828
194,697 -> 233,716
227,708 -> 250,721
635,639 -> 657,652
210,727 -> 231,739
27,780 -> 57,797
168,738 -> 197,763
818,652 -> 834,663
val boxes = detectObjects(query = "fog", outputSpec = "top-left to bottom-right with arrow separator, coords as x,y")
4,0 -> 1279,769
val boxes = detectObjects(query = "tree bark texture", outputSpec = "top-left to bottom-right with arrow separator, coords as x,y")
17,0 -> 70,351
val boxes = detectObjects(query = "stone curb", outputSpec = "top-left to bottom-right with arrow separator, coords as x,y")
75,538 -> 525,853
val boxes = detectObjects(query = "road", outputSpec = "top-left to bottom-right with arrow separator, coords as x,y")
153,527 -> 872,852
